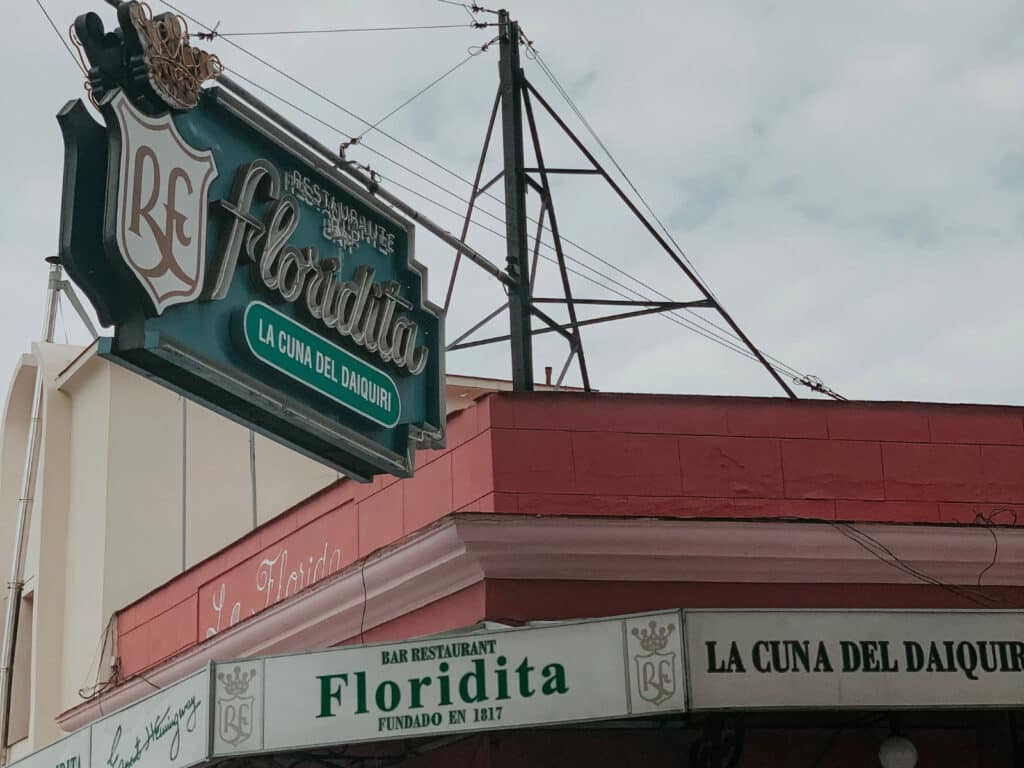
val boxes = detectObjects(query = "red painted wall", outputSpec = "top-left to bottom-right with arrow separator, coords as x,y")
484,393 -> 1024,523
115,393 -> 1024,677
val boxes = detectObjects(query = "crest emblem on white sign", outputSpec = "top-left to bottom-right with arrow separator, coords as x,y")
216,666 -> 257,747
631,619 -> 678,706
110,90 -> 217,314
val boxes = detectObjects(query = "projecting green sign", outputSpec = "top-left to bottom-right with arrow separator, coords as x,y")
243,302 -> 400,428
56,2 -> 444,480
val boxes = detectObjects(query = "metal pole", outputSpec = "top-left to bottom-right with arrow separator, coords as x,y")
445,89 -> 501,313
522,87 -> 591,391
0,262 -> 61,763
498,10 -> 534,391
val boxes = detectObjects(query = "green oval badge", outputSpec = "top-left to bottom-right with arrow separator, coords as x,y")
243,301 -> 401,427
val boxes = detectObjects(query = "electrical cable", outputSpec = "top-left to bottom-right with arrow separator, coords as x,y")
830,522 -> 1006,609
349,50 -> 483,146
223,64 -> 784,367
358,560 -> 368,644
160,0 -> 495,195
522,41 -> 819,382
374,171 -> 779,360
166,0 -> 800,375
165,0 -> 805,375
974,508 -> 1017,587
32,0 -> 87,74
162,0 -> 819,381
523,37 -> 715,298
517,34 -> 840,389
78,614 -> 117,699
215,23 -> 492,37
221,68 -> 787,367
435,0 -> 499,15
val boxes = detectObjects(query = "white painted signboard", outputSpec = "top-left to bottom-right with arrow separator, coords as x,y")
686,609 -> 1024,710
9,729 -> 90,768
20,608 -> 1024,768
211,611 -> 685,755
89,669 -> 209,768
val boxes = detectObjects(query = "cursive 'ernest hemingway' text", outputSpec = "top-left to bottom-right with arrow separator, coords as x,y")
106,696 -> 202,768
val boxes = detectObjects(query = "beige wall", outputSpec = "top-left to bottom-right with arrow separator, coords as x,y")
0,344 -> 486,757
0,344 -> 337,753
30,346 -> 77,749
58,355 -> 110,719
103,363 -> 184,613
185,401 -> 250,565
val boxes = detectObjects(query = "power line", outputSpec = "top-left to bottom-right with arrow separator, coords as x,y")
222,67 -> 665,313
523,36 -> 715,298
435,0 -> 499,15
375,172 -> 778,362
161,1 -> 801,370
214,23 -> 493,37
160,0 -> 496,196
830,522 -> 1006,609
214,63 -> 707,327
520,38 -> 839,388
223,68 -> 771,365
221,68 -> 797,371
162,0 -> 819,383
349,49 -> 486,146
33,0 -> 87,75
228,67 -> 780,364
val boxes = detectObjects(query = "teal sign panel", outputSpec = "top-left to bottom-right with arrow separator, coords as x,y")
56,22 -> 444,480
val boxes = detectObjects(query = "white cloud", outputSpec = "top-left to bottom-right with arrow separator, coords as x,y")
3,0 -> 1023,404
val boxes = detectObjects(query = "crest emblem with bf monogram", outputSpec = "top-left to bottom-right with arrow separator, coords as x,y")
216,665 -> 257,748
109,90 -> 217,314
631,619 -> 678,707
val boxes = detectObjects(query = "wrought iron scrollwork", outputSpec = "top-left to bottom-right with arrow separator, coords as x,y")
69,1 -> 220,114
689,715 -> 745,768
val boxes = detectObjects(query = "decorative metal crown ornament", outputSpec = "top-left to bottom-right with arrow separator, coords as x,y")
69,1 -> 221,113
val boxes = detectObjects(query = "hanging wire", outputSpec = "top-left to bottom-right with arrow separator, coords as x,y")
159,0 -> 828,385
33,0 -> 87,74
974,508 -> 1017,587
222,65 -> 779,366
372,173 -> 777,361
213,23 -> 493,37
223,79 -> 801,370
830,522 -> 1007,609
78,614 -> 118,700
341,47 -> 489,156
220,58 -> 801,372
435,0 -> 500,15
518,31 -> 844,393
161,1 -> 785,358
522,32 -> 715,297
160,0 -> 498,194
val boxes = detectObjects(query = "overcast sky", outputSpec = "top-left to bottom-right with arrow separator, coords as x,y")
6,0 -> 1024,404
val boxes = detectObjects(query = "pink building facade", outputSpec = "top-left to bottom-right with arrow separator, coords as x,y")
62,392 -> 1024,766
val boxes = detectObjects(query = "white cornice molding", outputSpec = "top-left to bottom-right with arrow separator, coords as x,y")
56,514 -> 1024,731
459,517 -> 1024,586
